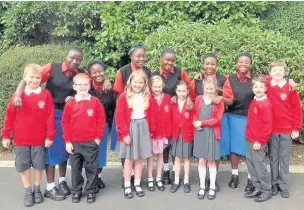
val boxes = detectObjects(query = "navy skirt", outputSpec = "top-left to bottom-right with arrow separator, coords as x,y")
98,123 -> 109,168
110,115 -> 118,151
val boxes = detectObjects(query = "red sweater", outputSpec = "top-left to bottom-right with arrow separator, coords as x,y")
115,92 -> 156,141
61,96 -> 106,143
246,97 -> 273,144
1,90 -> 55,146
151,93 -> 171,139
171,101 -> 195,142
266,82 -> 302,133
193,96 -> 225,140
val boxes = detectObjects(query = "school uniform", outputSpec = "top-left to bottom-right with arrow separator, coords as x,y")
150,93 -> 171,154
221,71 -> 255,157
246,95 -> 272,195
266,80 -> 303,191
193,96 -> 225,160
171,99 -> 194,158
111,63 -> 152,151
115,92 -> 155,160
61,95 -> 106,195
2,87 -> 55,172
43,62 -> 80,166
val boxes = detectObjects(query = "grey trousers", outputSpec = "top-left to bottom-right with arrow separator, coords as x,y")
268,134 -> 292,191
246,142 -> 271,194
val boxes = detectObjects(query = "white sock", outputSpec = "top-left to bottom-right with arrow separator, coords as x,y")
184,175 -> 189,184
46,182 -> 55,191
198,167 -> 207,189
148,177 -> 154,187
232,169 -> 239,176
58,177 -> 66,184
209,167 -> 217,191
98,173 -> 102,178
156,177 -> 163,186
172,164 -> 175,172
124,181 -> 131,193
248,173 -> 251,179
134,179 -> 142,191
163,163 -> 169,171
174,176 -> 179,185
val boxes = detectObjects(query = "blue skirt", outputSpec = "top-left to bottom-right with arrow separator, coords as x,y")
220,113 -> 247,157
46,109 -> 70,166
98,124 -> 109,168
110,117 -> 118,151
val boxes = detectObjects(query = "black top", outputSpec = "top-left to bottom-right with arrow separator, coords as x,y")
120,63 -> 152,86
195,72 -> 226,96
160,67 -> 182,97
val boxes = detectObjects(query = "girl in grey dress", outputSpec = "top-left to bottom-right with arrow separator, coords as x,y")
193,76 -> 225,200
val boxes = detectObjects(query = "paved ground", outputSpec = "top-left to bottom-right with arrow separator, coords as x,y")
0,166 -> 303,210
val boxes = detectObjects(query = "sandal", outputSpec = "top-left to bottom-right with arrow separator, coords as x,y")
134,185 -> 145,197
124,187 -> 133,199
197,188 -> 206,200
156,180 -> 165,191
207,189 -> 216,200
147,180 -> 155,192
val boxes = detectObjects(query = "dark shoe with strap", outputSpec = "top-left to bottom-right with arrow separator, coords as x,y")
97,178 -> 105,189
24,189 -> 34,207
228,175 -> 239,189
163,171 -> 171,185
44,187 -> 66,201
33,188 -> 44,204
197,188 -> 206,200
170,183 -> 179,193
207,189 -> 217,200
124,187 -> 133,199
184,183 -> 191,193
254,193 -> 272,202
58,181 -> 71,196
272,184 -> 280,196
147,180 -> 155,192
245,179 -> 254,193
156,180 -> 165,191
244,189 -> 261,198
134,185 -> 145,197
87,193 -> 96,204
72,194 -> 81,203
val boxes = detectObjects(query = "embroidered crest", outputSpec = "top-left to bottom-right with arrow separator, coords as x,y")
87,109 -> 94,117
37,101 -> 45,109
184,111 -> 189,119
164,105 -> 169,112
280,93 -> 287,101
254,107 -> 258,114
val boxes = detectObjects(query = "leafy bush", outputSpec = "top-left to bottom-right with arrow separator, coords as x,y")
145,21 -> 304,96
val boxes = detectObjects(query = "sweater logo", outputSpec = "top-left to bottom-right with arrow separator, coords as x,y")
87,109 -> 94,117
164,105 -> 169,112
37,101 -> 45,109
280,93 -> 287,101
184,111 -> 189,119
254,107 -> 258,114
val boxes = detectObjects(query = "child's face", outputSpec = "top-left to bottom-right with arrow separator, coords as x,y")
252,81 -> 266,98
89,64 -> 105,83
203,83 -> 216,97
131,49 -> 146,69
131,76 -> 145,93
73,78 -> 90,95
176,84 -> 188,100
236,56 -> 251,73
270,66 -> 285,81
151,80 -> 163,96
203,57 -> 217,75
24,72 -> 42,89
161,53 -> 175,71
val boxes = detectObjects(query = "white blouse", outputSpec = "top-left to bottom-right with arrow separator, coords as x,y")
131,93 -> 146,119
178,99 -> 186,112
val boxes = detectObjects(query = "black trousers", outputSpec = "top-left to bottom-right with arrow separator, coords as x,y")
71,141 -> 98,194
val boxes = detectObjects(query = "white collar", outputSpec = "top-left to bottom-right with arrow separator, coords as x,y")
203,95 -> 212,105
24,86 -> 42,95
254,95 -> 267,101
270,79 -> 286,88
75,94 -> 91,102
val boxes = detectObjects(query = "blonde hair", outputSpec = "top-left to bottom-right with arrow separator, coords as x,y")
125,71 -> 150,109
252,76 -> 267,87
268,60 -> 287,72
203,76 -> 221,96
149,75 -> 164,89
73,73 -> 90,84
23,64 -> 42,78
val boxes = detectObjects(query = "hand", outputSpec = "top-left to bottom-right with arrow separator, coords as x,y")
2,139 -> 10,148
94,138 -> 101,145
65,96 -> 74,104
291,130 -> 299,139
288,79 -> 298,91
171,95 -> 177,103
194,72 -> 203,81
65,142 -> 74,154
186,96 -> 194,110
103,79 -> 112,92
196,127 -> 203,131
44,139 -> 53,148
123,135 -> 131,145
13,95 -> 22,107
212,96 -> 223,104
193,121 -> 201,128
253,142 -> 261,151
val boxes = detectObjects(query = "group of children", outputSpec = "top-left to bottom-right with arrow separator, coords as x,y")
1,45 -> 303,207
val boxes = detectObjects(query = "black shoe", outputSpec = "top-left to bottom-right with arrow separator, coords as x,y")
245,179 -> 254,193
254,193 -> 272,202
134,185 -> 145,197
44,187 -> 66,201
197,188 -> 206,200
215,181 -> 220,192
205,178 -> 210,191
280,190 -> 290,198
72,194 -> 81,203
170,183 -> 179,193
155,180 -> 165,191
207,189 -> 216,200
124,187 -> 133,199
87,193 -> 96,204
163,171 -> 171,185
33,188 -> 44,204
24,189 -> 34,207
147,180 -> 155,192
58,181 -> 71,196
97,178 -> 105,189
228,175 -> 239,189
244,189 -> 261,198
184,183 -> 191,193
272,184 -> 280,196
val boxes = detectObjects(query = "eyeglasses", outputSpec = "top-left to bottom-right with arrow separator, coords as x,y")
74,84 -> 90,87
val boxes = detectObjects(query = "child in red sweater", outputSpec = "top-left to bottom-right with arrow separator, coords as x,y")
2,64 -> 55,207
193,76 -> 224,200
61,73 -> 106,204
245,76 -> 272,202
266,60 -> 303,198
146,75 -> 171,192
170,80 -> 194,194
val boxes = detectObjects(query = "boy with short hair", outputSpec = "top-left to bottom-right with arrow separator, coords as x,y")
2,64 -> 55,207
